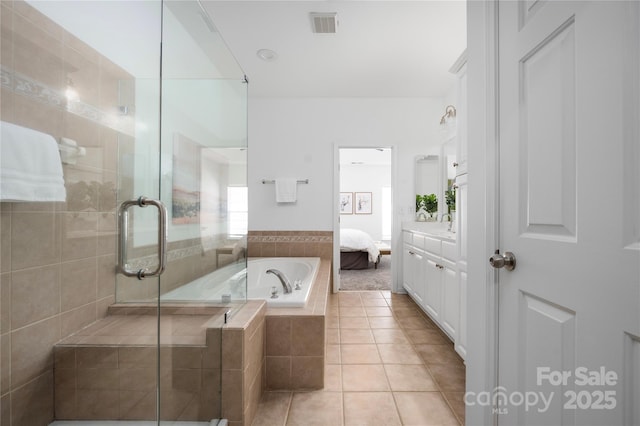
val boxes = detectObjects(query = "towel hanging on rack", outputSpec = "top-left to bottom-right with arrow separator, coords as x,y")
0,121 -> 66,202
275,178 -> 297,203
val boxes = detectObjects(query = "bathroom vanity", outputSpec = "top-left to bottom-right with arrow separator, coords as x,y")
402,223 -> 466,360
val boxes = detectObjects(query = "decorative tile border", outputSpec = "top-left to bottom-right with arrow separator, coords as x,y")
1,66 -> 134,135
248,233 -> 333,243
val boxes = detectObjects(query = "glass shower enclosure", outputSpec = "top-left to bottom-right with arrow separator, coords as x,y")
0,0 -> 247,424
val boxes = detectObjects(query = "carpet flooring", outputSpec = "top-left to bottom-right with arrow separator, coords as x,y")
339,255 -> 392,291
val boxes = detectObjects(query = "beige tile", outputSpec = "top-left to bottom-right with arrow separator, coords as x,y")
343,392 -> 401,426
384,364 -> 438,391
415,344 -> 464,366
11,316 -> 60,388
10,370 -> 54,426
266,317 -> 291,356
61,258 -> 97,312
1,333 -> 10,395
97,254 -> 116,298
367,316 -> 400,329
428,363 -> 466,392
77,367 -> 119,390
266,356 -> 291,390
337,294 -> 362,307
339,306 -> 366,317
340,328 -> 375,344
61,211 -> 97,261
11,211 -> 60,270
77,389 -> 120,419
1,212 -> 10,273
222,369 -> 243,421
54,346 -> 75,369
394,392 -> 460,425
252,391 -> 291,426
342,364 -> 389,391
11,264 -> 60,329
361,298 -> 389,307
365,306 -> 393,317
291,356 -> 323,389
397,315 -> 433,330
286,391 -> 343,426
291,317 -> 323,356
324,364 -> 342,391
0,272 -> 10,334
340,344 -> 381,364
326,328 -> 340,344
377,344 -> 423,364
0,393 -> 9,426
372,328 -> 410,344
359,291 -> 385,299
61,302 -> 96,338
76,346 -> 117,369
120,390 -> 155,420
325,344 -> 341,365
338,316 -> 369,329
443,392 -> 466,425
326,315 -> 339,328
404,328 -> 449,345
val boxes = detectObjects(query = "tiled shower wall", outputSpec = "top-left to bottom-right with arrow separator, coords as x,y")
247,231 -> 333,260
0,1 -> 135,424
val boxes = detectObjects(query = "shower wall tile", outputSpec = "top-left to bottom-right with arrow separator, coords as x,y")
1,333 -> 10,395
60,258 -> 97,311
61,212 -> 97,261
11,264 -> 60,329
11,95 -> 64,140
1,392 -> 9,426
0,273 -> 10,334
11,315 -> 60,388
9,370 -> 54,426
97,254 -> 116,298
0,212 -> 10,273
60,302 -> 96,338
10,212 -> 60,271
63,43 -> 101,109
247,231 -> 333,261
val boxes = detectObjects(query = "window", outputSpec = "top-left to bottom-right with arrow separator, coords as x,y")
227,186 -> 248,237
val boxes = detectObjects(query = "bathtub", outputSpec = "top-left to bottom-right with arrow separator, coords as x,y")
161,257 -> 321,308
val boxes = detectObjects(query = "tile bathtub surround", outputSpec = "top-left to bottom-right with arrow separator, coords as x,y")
247,231 -> 333,260
252,291 -> 466,426
263,258 -> 332,390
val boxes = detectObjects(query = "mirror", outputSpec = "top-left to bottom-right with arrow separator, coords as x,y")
414,155 -> 440,219
442,141 -> 456,217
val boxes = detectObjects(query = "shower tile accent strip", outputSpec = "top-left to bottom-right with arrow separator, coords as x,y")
247,231 -> 333,260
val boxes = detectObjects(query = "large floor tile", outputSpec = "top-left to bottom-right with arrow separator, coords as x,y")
394,391 -> 460,425
342,364 -> 389,391
384,364 -> 438,391
343,392 -> 401,426
251,391 -> 291,426
340,344 -> 381,364
286,391 -> 343,426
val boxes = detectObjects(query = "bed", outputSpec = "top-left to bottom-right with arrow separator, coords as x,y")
340,228 -> 382,270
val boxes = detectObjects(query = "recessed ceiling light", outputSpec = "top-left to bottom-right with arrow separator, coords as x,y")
256,49 -> 278,62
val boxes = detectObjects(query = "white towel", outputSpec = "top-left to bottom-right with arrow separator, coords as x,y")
0,121 -> 66,202
275,178 -> 297,203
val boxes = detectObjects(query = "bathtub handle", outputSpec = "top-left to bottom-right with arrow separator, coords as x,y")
117,197 -> 168,280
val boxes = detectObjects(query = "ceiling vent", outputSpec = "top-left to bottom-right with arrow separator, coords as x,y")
310,12 -> 338,34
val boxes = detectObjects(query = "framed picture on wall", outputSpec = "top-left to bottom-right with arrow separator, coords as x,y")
340,192 -> 353,214
355,192 -> 372,214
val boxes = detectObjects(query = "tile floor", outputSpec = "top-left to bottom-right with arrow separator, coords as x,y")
251,291 -> 466,426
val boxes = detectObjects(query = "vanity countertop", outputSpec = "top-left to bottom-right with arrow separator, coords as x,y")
402,221 -> 456,242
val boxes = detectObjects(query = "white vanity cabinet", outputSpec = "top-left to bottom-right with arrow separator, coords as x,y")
402,232 -> 426,306
402,228 -> 461,351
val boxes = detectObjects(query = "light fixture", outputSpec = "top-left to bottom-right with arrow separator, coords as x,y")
439,105 -> 457,125
256,49 -> 278,62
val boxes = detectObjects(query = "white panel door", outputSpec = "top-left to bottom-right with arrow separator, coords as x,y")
496,1 -> 640,425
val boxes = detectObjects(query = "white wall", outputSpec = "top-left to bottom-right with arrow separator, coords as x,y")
340,164 -> 390,241
248,97 -> 446,231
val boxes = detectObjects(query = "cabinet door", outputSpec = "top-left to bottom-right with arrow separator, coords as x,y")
455,270 -> 467,360
423,257 -> 442,320
441,262 -> 459,340
402,245 -> 415,295
455,62 -> 468,176
411,250 -> 426,305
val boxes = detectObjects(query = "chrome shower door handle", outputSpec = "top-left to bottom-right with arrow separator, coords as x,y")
118,197 -> 168,280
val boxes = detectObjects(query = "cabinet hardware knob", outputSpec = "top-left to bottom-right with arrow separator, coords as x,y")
453,162 -> 459,167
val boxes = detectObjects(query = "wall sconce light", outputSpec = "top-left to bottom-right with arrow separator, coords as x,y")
439,105 -> 456,125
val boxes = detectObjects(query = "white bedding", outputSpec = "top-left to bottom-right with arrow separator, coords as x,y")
340,228 -> 381,263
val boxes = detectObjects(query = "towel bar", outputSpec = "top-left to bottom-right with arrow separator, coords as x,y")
261,179 -> 309,184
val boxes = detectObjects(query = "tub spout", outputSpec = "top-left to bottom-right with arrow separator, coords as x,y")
266,269 -> 293,294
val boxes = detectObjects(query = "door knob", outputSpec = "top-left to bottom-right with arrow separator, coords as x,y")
489,250 -> 516,271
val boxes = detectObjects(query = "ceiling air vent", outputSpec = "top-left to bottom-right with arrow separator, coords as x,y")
310,12 -> 338,34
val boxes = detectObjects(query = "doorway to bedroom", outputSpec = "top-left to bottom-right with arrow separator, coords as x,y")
337,147 -> 393,291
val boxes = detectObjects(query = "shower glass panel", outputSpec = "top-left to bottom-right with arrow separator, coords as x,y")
1,0 -> 245,424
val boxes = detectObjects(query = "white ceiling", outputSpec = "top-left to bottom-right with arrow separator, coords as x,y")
202,1 -> 467,98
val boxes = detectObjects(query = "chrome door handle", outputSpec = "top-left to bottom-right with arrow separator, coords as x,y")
118,196 -> 167,280
489,250 -> 516,271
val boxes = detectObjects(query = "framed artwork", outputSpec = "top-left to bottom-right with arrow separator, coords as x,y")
355,192 -> 372,214
172,133 -> 201,224
340,192 -> 353,214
